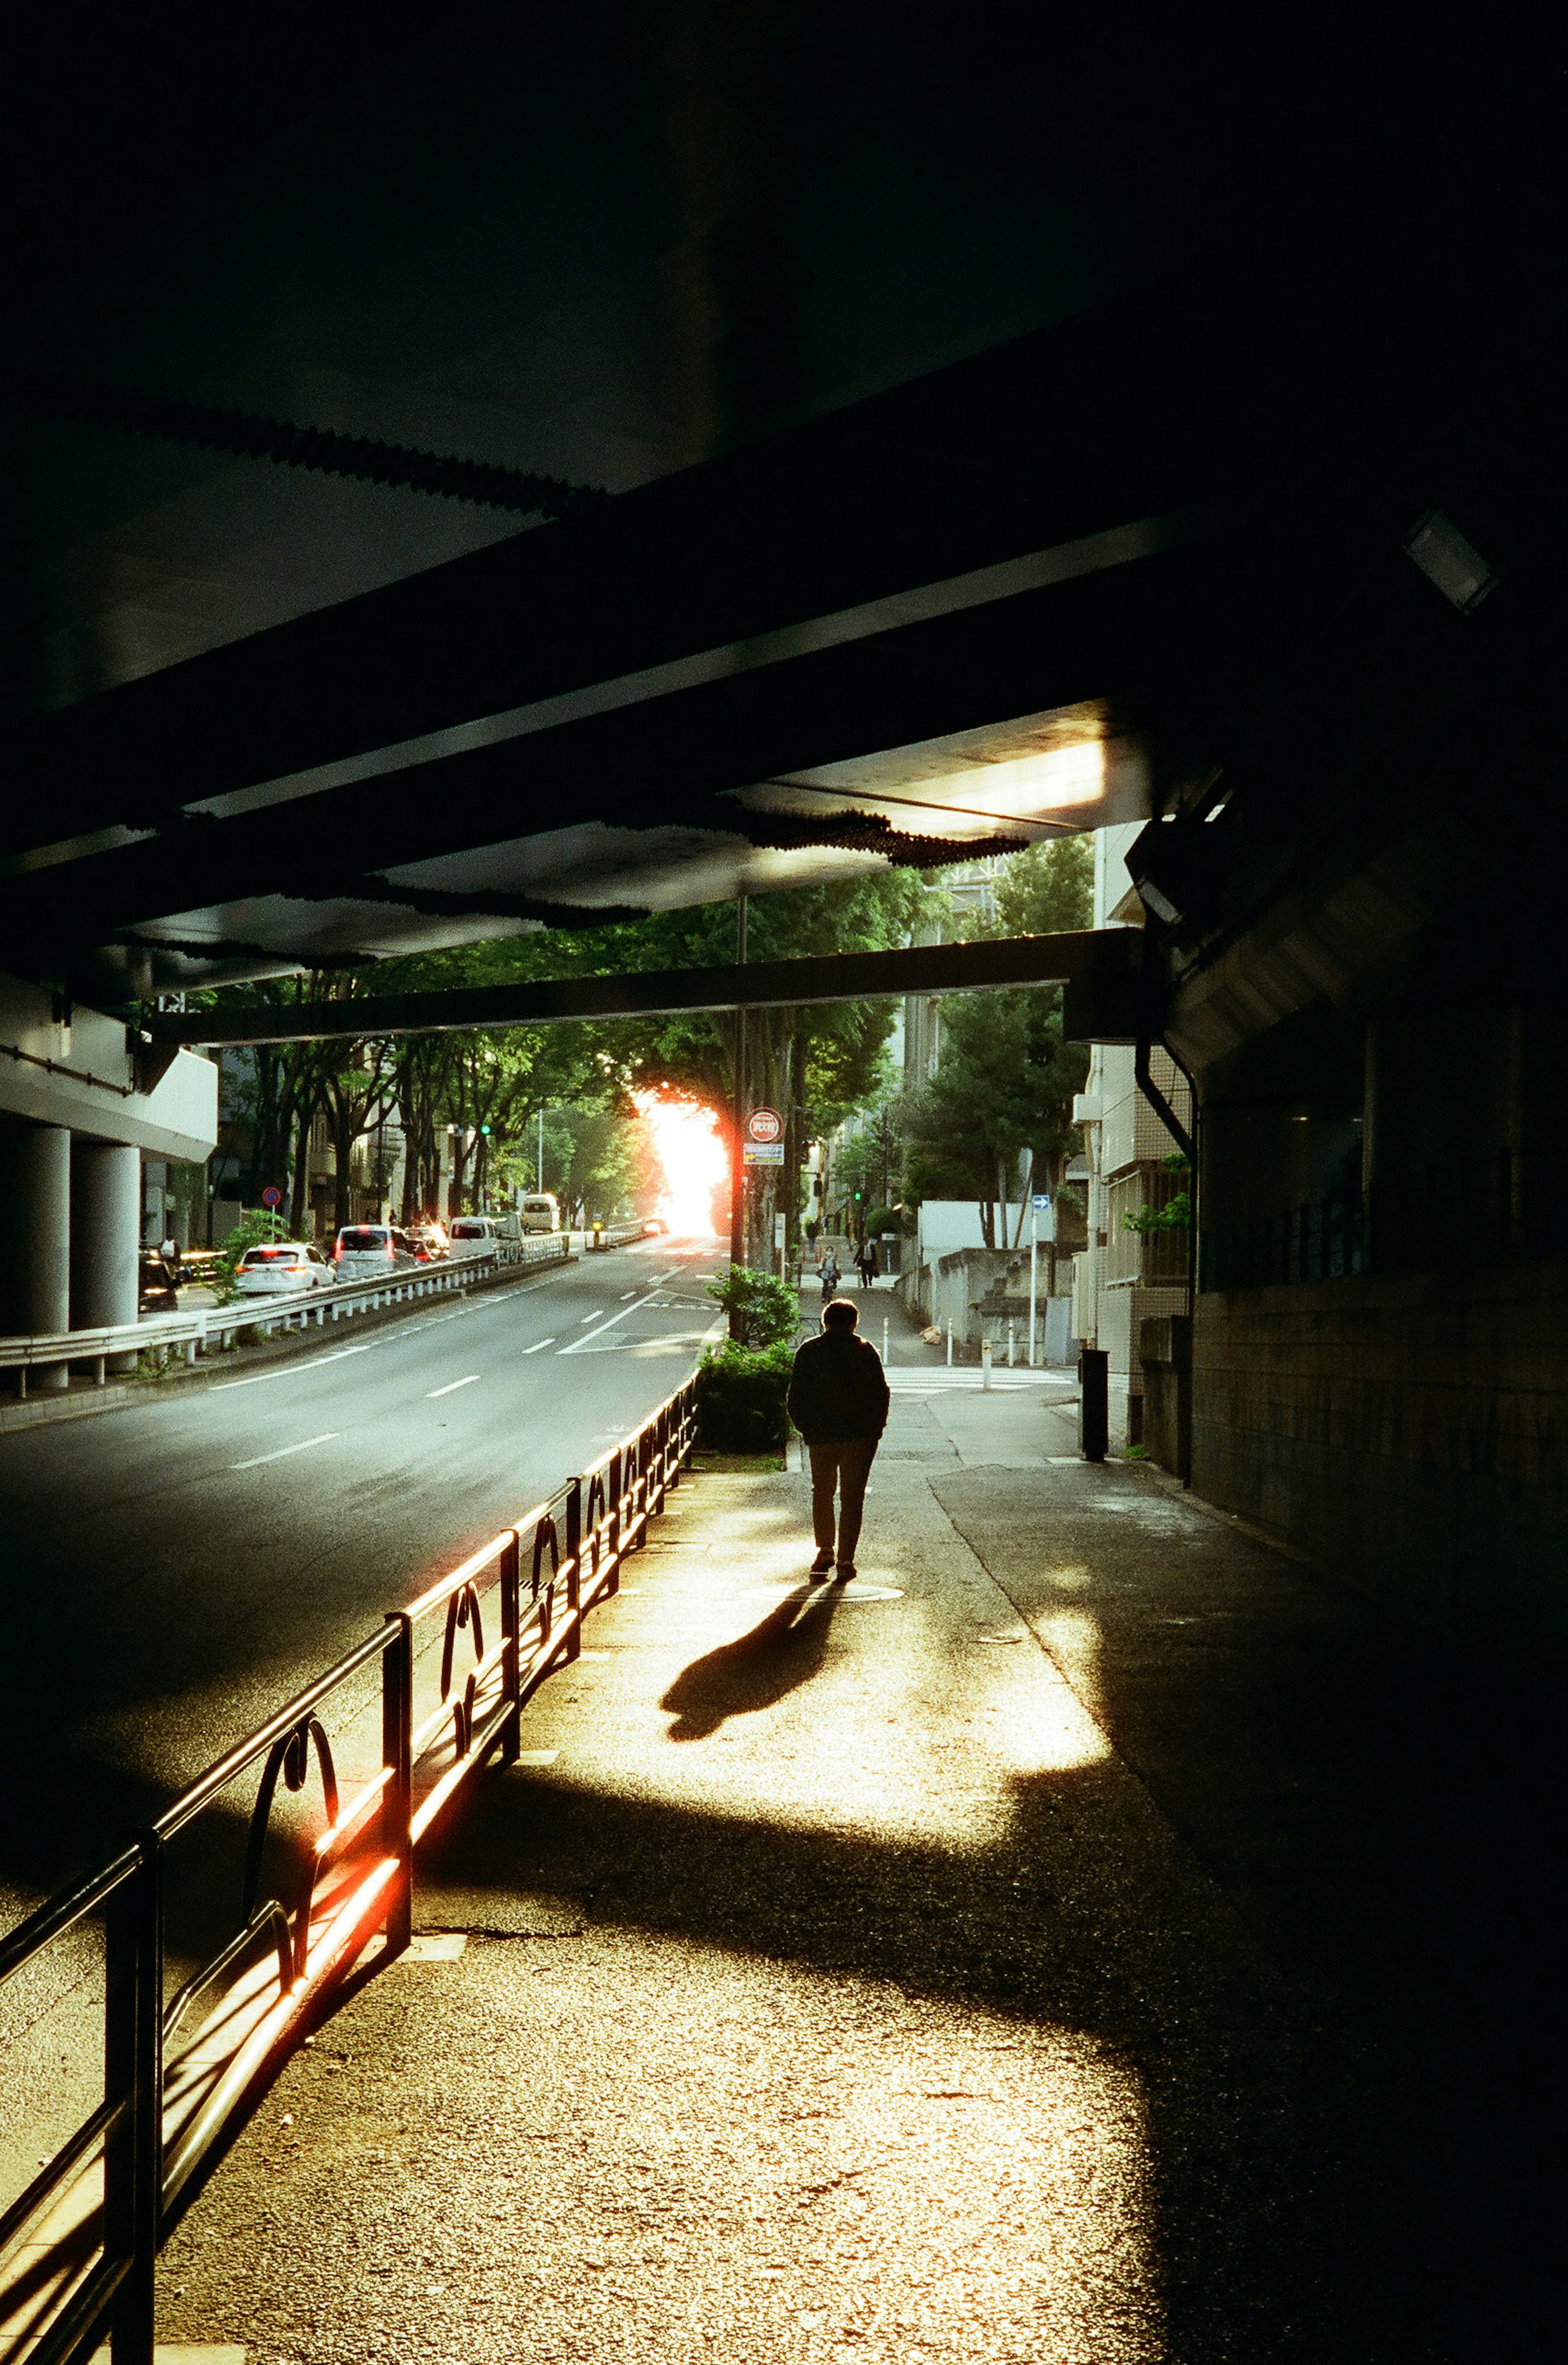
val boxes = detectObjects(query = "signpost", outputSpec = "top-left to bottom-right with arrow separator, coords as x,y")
261,1183 -> 282,1239
1029,1192 -> 1053,1365
746,1106 -> 782,1144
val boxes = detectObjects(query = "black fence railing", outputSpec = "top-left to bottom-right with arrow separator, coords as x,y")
0,1374 -> 697,2365
1200,1149 -> 1532,1293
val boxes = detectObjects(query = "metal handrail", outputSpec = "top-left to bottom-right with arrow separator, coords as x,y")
0,1234 -> 570,1394
0,1369 -> 699,2365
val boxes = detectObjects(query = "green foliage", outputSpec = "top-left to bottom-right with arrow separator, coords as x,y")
704,1265 -> 799,1348
694,1340 -> 794,1452
901,987 -> 1087,1219
207,1209 -> 287,1301
864,1204 -> 911,1238
1122,1191 -> 1191,1234
988,835 -> 1094,939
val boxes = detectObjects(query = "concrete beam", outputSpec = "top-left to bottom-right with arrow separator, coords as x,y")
148,928 -> 1142,1046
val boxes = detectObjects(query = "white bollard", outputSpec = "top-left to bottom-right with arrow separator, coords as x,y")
982,1338 -> 993,1390
946,1322 -> 953,1366
1007,1320 -> 1015,1368
883,1314 -> 889,1365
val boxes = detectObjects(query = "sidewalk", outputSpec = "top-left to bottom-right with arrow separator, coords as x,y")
147,1312 -> 1557,2361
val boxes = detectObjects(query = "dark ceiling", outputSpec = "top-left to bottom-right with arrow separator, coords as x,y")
2,7 -> 1556,1006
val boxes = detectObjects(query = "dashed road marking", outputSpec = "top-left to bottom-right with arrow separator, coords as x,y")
230,1431 -> 339,1471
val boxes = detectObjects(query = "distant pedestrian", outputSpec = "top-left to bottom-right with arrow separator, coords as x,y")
805,1217 -> 820,1249
818,1250 -> 840,1301
856,1242 -> 878,1290
788,1298 -> 890,1580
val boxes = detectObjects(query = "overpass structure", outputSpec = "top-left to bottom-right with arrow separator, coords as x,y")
1,16 -> 1560,1611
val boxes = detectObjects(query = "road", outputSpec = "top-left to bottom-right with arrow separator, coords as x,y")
0,1235 -> 724,1909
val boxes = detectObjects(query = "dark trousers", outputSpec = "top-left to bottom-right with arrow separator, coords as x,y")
807,1437 -> 878,1563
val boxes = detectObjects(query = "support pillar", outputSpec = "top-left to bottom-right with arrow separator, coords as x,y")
0,1122 -> 71,1386
72,1140 -> 142,1374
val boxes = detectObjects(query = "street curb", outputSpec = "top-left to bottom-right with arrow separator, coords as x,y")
0,1252 -> 580,1440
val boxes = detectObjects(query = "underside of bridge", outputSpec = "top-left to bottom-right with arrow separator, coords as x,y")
2,13 -> 1563,1622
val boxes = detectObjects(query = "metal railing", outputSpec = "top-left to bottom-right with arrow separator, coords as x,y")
0,1372 -> 698,2365
1200,1148 -> 1532,1293
0,1237 -> 570,1399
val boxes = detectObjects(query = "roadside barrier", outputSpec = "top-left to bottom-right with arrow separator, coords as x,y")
0,1236 -> 569,1400
0,1372 -> 698,2365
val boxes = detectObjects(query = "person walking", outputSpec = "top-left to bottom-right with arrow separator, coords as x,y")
787,1296 -> 890,1581
818,1248 -> 840,1302
855,1240 -> 878,1290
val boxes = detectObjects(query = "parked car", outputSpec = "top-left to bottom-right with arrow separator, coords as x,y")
406,1222 -> 449,1261
234,1242 -> 335,1298
138,1247 -> 180,1314
333,1224 -> 419,1279
641,1215 -> 669,1236
518,1194 -> 560,1235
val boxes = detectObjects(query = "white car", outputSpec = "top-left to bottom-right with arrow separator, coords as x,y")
234,1242 -> 334,1296
447,1215 -> 508,1256
518,1194 -> 560,1234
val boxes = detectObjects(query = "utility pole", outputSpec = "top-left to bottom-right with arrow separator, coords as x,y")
537,1104 -> 545,1193
729,895 -> 748,1323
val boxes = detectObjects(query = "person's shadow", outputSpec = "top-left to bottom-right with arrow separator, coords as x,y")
660,1584 -> 840,1742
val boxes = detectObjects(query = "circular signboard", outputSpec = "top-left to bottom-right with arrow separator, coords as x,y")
261,1185 -> 282,1208
746,1105 -> 783,1144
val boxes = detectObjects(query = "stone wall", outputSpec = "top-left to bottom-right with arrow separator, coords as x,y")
1192,1254 -> 1568,1639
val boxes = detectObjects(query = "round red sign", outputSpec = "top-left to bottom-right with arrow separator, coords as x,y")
745,1106 -> 783,1144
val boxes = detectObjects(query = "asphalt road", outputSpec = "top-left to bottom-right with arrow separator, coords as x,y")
0,1234 -> 724,1908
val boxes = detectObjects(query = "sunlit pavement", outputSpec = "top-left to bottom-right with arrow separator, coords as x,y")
148,1335 -> 1558,2361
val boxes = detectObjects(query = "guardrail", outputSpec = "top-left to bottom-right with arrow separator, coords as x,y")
0,1371 -> 699,2365
0,1236 -> 571,1399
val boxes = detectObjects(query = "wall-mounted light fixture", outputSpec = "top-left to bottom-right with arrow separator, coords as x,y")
1404,509 -> 1498,612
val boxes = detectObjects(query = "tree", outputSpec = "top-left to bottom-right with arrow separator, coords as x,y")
900,837 -> 1092,1245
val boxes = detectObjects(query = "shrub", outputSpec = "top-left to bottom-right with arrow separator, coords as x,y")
695,1340 -> 793,1452
207,1209 -> 290,1302
702,1265 -> 799,1348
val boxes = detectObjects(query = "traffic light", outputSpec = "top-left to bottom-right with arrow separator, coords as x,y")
479,1122 -> 492,1136
853,1188 -> 863,1203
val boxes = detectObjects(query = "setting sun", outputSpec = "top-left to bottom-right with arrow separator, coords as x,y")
634,1089 -> 727,1236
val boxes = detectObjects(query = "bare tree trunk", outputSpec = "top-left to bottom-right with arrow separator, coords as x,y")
289,1099 -> 314,1237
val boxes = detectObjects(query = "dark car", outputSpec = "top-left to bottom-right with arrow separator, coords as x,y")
137,1247 -> 180,1314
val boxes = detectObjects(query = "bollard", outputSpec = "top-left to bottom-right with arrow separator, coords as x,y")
982,1339 -> 992,1390
1079,1347 -> 1109,1461
1007,1320 -> 1015,1368
946,1322 -> 953,1367
882,1314 -> 889,1365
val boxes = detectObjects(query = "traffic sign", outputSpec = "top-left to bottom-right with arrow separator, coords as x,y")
745,1106 -> 782,1144
1031,1193 -> 1051,1211
742,1142 -> 785,1166
261,1186 -> 282,1208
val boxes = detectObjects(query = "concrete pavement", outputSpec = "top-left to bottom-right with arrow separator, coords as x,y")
136,1287 -> 1557,2360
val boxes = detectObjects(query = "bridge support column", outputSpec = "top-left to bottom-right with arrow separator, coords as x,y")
0,1121 -> 71,1385
71,1140 -> 141,1374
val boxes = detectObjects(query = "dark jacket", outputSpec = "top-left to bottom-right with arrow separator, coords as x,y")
787,1330 -> 890,1444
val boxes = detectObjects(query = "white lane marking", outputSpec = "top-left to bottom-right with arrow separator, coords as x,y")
213,1343 -> 373,1390
579,1309 -> 604,1323
619,1290 -> 637,1300
557,1283 -> 675,1355
425,1374 -> 480,1399
523,1337 -> 556,1354
230,1431 -> 339,1471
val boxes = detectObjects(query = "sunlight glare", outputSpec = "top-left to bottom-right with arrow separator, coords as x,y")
635,1089 -> 727,1236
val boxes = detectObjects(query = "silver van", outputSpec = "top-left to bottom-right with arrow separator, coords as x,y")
448,1215 -> 504,1257
519,1194 -> 560,1234
333,1224 -> 418,1280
